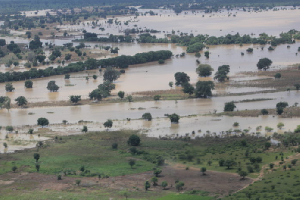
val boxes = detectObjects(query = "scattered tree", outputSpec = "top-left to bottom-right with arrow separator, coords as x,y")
5,83 -> 15,92
47,81 -> 59,92
128,159 -> 136,169
103,67 -> 121,82
37,118 -> 49,127
224,102 -> 236,112
70,95 -> 81,104
194,81 -> 215,98
15,96 -> 27,107
25,80 -> 33,88
118,91 -> 125,99
82,126 -> 88,133
169,113 -> 180,123
174,72 -> 190,86
34,153 -> 40,162
127,134 -> 140,146
257,58 -> 272,70
142,113 -> 152,121
145,181 -> 150,191
196,64 -> 213,77
201,167 -> 206,175
104,119 -> 113,129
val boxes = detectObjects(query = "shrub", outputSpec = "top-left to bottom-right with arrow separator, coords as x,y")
261,109 -> 268,115
112,143 -> 118,150
142,113 -> 152,121
224,102 -> 236,112
127,134 -> 141,146
169,113 -> 180,123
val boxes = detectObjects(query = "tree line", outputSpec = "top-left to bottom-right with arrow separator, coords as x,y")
0,50 -> 172,83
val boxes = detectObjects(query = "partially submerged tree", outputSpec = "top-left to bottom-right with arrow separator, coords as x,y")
174,72 -> 190,86
169,113 -> 180,123
5,83 -> 15,92
194,81 -> 215,98
25,80 -> 33,88
142,113 -> 152,121
15,96 -> 27,107
47,81 -> 59,92
70,95 -> 81,104
196,64 -> 213,77
37,118 -> 49,127
103,67 -> 121,82
103,119 -> 113,129
224,102 -> 236,112
257,58 -> 272,71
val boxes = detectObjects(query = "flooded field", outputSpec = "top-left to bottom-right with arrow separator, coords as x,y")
0,90 -> 299,126
1,41 -> 299,102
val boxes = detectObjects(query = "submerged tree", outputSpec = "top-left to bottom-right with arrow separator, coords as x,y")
257,58 -> 272,71
47,81 -> 59,92
194,81 -> 215,98
15,96 -> 28,107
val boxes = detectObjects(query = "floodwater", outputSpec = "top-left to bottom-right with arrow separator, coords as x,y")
0,131 -> 49,153
1,90 -> 300,126
1,41 -> 299,102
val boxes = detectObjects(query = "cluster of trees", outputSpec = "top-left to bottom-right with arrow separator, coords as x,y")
174,72 -> 215,98
214,65 -> 230,82
0,50 -> 172,83
89,81 -> 115,101
138,33 -> 169,43
82,33 -> 133,43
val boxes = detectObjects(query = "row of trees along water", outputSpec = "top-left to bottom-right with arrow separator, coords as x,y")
0,50 -> 172,83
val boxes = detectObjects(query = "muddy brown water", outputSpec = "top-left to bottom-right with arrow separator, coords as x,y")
1,42 -> 299,102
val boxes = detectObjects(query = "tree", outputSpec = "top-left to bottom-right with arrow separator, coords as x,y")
127,134 -> 140,146
82,126 -> 88,133
274,73 -> 281,79
153,168 -> 162,177
238,171 -> 248,180
142,113 -> 152,121
128,159 -> 136,169
65,74 -> 70,79
25,80 -> 33,88
5,83 -> 15,92
118,91 -> 125,99
194,81 -> 215,98
153,95 -> 161,101
6,126 -> 13,132
70,95 -> 81,104
151,177 -> 158,186
29,35 -> 43,50
37,118 -> 49,127
0,96 -> 11,111
15,96 -> 27,107
162,181 -> 168,189
35,164 -> 40,172
257,58 -> 272,70
277,107 -> 284,115
224,159 -> 236,169
104,119 -> 113,129
47,81 -> 59,92
204,51 -> 209,58
158,59 -> 165,64
12,166 -> 17,172
294,84 -> 300,90
103,67 -> 121,82
76,180 -> 81,186
261,109 -> 268,115
169,81 -> 173,88
197,64 -> 213,77
291,159 -> 298,166
28,129 -> 34,134
174,72 -> 190,86
65,54 -> 72,61
93,75 -> 98,80
277,122 -> 284,129
145,181 -> 150,191
175,181 -> 184,192
265,142 -> 271,150
34,153 -> 40,162
182,83 -> 194,95
201,167 -> 206,175
224,102 -> 236,112
214,65 -> 230,82
169,113 -> 180,123
127,95 -> 133,102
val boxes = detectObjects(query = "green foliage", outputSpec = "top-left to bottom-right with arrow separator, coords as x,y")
34,153 -> 40,162
103,119 -> 113,128
118,91 -> 125,99
103,67 -> 121,82
82,126 -> 88,133
186,42 -> 205,53
214,65 -> 230,82
257,58 -> 272,70
24,80 -> 33,88
174,72 -> 190,86
127,134 -> 141,146
201,167 -> 206,175
194,81 -> 214,98
37,117 -> 49,127
224,101 -> 236,112
238,170 -> 248,179
274,73 -> 281,79
47,81 -> 59,92
15,96 -> 27,107
128,159 -> 136,169
158,59 -> 165,64
196,64 -> 213,77
162,181 -> 168,189
144,181 -> 150,191
175,181 -> 185,192
5,83 -> 15,92
70,95 -> 81,104
169,113 -> 180,123
261,109 -> 269,115
5,126 -> 13,132
153,95 -> 161,101
182,83 -> 194,95
112,143 -> 118,150
142,113 -> 152,121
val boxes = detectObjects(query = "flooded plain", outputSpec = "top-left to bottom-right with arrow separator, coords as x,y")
1,41 -> 299,102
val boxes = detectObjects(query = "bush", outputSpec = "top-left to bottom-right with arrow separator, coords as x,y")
261,109 -> 268,115
57,175 -> 62,180
112,143 -> 118,150
247,166 -> 254,173
127,134 -> 141,146
142,113 -> 152,121
224,102 -> 236,112
153,95 -> 161,101
169,113 -> 180,123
